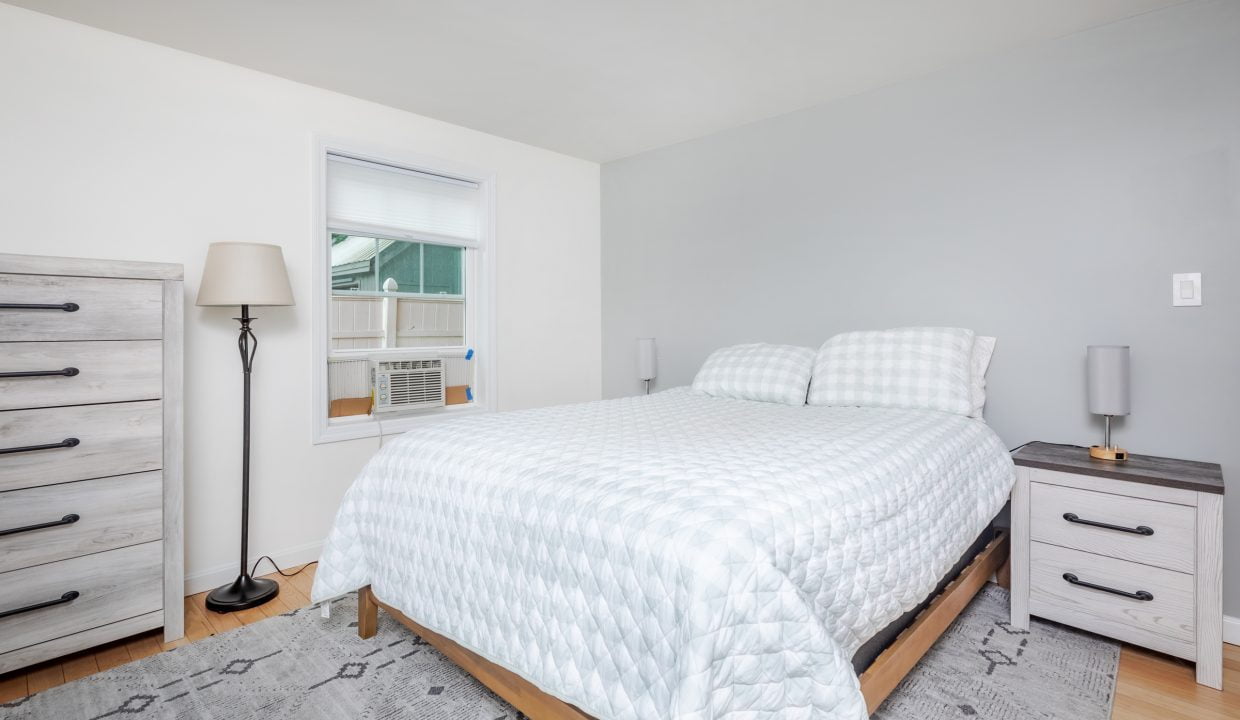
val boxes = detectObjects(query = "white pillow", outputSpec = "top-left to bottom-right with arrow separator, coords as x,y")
969,336 -> 997,419
808,327 -> 976,415
692,343 -> 816,406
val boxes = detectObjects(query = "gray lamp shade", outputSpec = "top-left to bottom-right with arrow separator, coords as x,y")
1087,345 -> 1130,416
196,242 -> 295,307
636,338 -> 657,381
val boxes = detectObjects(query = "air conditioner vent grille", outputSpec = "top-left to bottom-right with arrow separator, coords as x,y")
372,357 -> 446,413
378,359 -> 442,372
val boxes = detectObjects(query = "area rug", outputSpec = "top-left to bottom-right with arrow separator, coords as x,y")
1,585 -> 1117,720
873,585 -> 1119,719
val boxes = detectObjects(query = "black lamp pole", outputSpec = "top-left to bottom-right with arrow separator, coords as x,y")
206,304 -> 279,612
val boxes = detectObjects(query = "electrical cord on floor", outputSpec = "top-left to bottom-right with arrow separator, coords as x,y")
249,555 -> 318,578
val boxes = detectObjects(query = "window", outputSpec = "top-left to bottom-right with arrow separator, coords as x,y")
313,147 -> 495,443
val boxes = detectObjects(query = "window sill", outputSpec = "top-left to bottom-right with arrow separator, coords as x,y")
314,403 -> 489,444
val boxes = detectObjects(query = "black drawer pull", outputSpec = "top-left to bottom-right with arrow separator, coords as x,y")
0,437 -> 80,455
1063,572 -> 1153,601
0,303 -> 79,312
0,367 -> 79,379
1062,513 -> 1153,536
0,591 -> 80,620
0,513 -> 80,538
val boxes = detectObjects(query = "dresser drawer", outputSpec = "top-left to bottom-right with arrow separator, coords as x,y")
1030,482 -> 1195,573
0,472 -> 162,573
0,341 -> 162,411
0,401 -> 162,492
1029,541 -> 1194,660
0,274 -> 163,341
0,541 -> 162,655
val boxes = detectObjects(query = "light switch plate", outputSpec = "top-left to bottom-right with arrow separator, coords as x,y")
1172,272 -> 1202,307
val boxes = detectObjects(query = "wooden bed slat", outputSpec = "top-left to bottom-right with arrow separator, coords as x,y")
361,587 -> 592,720
858,531 -> 1010,714
358,531 -> 1010,719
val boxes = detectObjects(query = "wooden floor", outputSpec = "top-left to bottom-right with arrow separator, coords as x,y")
1,566 -> 1236,718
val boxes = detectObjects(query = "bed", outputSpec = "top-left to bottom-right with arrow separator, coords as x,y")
312,387 -> 1014,719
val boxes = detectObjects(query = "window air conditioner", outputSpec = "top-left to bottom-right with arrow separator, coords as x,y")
371,357 -> 446,413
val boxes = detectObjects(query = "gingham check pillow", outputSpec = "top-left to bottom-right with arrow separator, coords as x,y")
692,343 -> 816,405
808,327 -> 976,414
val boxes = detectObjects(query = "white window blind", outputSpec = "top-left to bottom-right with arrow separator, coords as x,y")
326,154 -> 481,247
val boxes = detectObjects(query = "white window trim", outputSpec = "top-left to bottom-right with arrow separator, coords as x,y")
312,137 -> 498,444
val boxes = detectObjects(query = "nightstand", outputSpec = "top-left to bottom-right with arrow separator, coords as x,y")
1010,442 -> 1224,689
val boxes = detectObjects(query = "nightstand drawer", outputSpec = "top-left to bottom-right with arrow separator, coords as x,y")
1029,542 -> 1194,660
1030,482 -> 1195,573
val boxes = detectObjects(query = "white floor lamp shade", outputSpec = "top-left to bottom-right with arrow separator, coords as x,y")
197,242 -> 294,307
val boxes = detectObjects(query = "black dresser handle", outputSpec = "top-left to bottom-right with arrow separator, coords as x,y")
0,591 -> 81,620
1063,572 -> 1153,601
0,437 -> 80,455
0,367 -> 79,379
0,303 -> 79,312
0,514 -> 80,538
1062,513 -> 1153,536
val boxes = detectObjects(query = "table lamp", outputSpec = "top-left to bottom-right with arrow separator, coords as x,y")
637,338 -> 657,395
197,242 -> 295,611
1087,345 -> 1129,462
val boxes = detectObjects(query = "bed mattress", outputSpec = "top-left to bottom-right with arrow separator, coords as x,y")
312,387 -> 1014,719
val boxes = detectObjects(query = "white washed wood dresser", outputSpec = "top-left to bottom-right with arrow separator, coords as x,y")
0,253 -> 184,673
1010,441 -> 1224,689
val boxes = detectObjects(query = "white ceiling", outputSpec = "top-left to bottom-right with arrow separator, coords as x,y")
7,0 -> 1182,161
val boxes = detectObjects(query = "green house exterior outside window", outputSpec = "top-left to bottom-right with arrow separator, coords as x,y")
331,235 -> 463,296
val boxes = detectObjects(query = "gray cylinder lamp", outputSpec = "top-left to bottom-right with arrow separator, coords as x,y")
1087,345 -> 1130,462
636,338 -> 657,395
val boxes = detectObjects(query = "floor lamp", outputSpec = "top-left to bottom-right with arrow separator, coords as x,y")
196,242 -> 295,612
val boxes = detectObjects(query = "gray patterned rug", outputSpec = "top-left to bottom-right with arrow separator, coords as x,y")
1,585 -> 1117,720
874,585 -> 1118,719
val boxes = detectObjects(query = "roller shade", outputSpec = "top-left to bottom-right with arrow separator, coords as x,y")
326,154 -> 481,247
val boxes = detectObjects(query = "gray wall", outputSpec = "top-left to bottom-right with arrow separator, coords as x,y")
602,1 -> 1240,615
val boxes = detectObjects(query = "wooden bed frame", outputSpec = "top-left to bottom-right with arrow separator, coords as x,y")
359,531 -> 1009,718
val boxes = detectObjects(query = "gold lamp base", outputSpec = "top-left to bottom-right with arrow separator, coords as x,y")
1089,445 -> 1128,462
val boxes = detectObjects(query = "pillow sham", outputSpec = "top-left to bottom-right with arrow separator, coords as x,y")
969,335 -> 997,419
692,343 -> 816,406
808,327 -> 976,415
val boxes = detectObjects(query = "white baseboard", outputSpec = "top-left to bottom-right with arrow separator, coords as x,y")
183,540 -> 323,597
1225,614 -> 1240,646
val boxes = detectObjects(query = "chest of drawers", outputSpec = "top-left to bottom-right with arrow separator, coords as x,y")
1010,442 -> 1224,689
0,253 -> 184,674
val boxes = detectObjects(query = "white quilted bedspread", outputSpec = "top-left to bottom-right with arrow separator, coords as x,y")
312,388 -> 1014,720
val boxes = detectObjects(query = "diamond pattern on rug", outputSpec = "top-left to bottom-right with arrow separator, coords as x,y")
873,585 -> 1119,720
0,592 -> 526,720
1,585 -> 1116,720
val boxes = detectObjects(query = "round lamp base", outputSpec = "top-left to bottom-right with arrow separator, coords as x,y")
1089,445 -> 1128,462
205,575 -> 279,613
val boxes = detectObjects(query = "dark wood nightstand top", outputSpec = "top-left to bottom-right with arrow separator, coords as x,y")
1012,441 -> 1224,495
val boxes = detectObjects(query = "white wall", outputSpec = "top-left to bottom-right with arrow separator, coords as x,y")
0,4 -> 602,593
602,1 -> 1240,614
